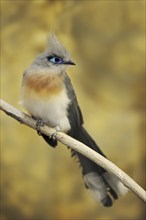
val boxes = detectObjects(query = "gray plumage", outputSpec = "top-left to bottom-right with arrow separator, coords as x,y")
47,34 -> 70,60
21,34 -> 128,207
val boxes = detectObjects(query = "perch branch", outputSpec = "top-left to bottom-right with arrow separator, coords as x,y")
0,99 -> 146,202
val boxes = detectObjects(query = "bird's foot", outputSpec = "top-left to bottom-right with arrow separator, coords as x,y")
36,118 -> 44,135
50,125 -> 61,140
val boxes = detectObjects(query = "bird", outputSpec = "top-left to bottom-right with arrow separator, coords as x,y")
20,34 -> 128,207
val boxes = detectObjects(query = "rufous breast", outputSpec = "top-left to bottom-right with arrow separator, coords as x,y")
22,73 -> 64,100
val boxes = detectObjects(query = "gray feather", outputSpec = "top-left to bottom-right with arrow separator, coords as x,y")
47,34 -> 70,60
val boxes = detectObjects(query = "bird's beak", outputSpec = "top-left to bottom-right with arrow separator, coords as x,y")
64,60 -> 76,65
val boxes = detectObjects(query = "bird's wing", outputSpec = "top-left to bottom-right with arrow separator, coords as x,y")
64,73 -> 84,136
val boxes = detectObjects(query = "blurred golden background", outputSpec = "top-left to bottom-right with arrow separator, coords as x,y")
1,0 -> 145,219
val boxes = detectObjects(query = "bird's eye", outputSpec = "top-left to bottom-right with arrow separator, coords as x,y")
47,56 -> 63,64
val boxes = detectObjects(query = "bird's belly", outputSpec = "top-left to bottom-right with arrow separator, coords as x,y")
21,89 -> 71,132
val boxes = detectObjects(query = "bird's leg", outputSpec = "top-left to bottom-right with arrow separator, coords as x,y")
36,118 -> 44,135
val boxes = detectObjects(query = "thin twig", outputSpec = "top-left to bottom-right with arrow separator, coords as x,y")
0,99 -> 146,202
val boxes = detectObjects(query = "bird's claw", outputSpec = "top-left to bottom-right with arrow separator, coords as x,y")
50,125 -> 61,140
36,119 -> 44,135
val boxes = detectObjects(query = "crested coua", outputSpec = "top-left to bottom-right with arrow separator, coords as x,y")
20,34 -> 128,207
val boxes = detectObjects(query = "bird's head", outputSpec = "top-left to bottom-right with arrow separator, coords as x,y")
31,34 -> 75,74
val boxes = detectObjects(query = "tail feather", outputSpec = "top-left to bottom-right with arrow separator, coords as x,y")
103,172 -> 128,197
84,172 -> 113,207
70,127 -> 128,207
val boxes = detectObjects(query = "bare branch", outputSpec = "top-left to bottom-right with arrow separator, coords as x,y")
0,99 -> 146,202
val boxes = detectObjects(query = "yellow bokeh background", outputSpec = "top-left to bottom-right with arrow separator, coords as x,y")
1,1 -> 145,219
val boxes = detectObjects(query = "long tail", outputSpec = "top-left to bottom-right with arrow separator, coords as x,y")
71,127 -> 128,207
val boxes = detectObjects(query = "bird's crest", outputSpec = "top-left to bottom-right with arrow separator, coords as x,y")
47,34 -> 70,60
